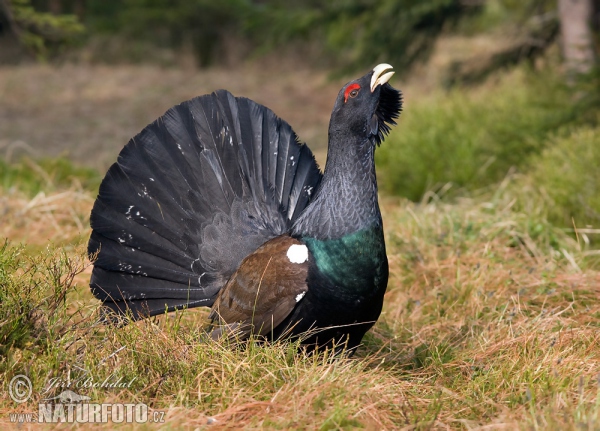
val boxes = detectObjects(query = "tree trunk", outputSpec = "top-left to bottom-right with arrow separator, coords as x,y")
48,0 -> 62,15
73,0 -> 85,20
558,0 -> 596,77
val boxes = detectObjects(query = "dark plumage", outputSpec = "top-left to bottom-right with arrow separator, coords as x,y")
88,64 -> 402,352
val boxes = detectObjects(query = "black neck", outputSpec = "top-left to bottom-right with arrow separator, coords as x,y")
292,133 -> 381,240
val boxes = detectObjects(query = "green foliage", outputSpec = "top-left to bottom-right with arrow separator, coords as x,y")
80,0 -> 567,76
248,0 -> 480,75
570,66 -> 600,125
526,127 -> 600,228
0,157 -> 101,196
458,0 -> 557,34
1,0 -> 84,60
86,0 -> 251,67
243,0 -> 560,76
376,70 -> 575,201
0,242 -> 85,356
81,0 -> 481,74
83,1 -> 121,33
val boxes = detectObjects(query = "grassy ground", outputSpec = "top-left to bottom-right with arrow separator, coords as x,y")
1,170 -> 599,430
1,59 -> 599,429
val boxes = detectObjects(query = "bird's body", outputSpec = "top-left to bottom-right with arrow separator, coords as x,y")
89,64 -> 402,352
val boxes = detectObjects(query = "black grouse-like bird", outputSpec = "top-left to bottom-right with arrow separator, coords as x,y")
88,64 -> 402,351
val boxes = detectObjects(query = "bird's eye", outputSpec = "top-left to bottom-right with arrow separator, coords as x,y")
344,83 -> 361,102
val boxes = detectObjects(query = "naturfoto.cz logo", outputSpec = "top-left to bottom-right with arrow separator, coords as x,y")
8,374 -> 166,424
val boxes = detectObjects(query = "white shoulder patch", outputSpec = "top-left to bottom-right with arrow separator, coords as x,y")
295,292 -> 306,302
286,244 -> 308,264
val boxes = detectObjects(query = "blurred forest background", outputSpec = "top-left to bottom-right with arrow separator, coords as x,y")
0,0 -> 599,238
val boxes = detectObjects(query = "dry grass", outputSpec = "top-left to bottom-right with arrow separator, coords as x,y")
376,192 -> 600,429
1,178 -> 599,430
0,61 -> 343,171
0,189 -> 92,246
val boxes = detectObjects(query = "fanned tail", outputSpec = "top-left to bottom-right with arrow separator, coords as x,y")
89,90 -> 322,319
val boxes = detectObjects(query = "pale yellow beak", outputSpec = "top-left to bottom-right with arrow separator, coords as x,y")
370,64 -> 395,92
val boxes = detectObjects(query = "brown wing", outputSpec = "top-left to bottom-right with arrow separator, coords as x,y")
209,235 -> 309,339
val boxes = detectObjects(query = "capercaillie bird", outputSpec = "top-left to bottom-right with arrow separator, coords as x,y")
88,64 -> 402,352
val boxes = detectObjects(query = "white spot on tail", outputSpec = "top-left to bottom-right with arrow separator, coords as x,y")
287,244 -> 308,264
295,292 -> 306,302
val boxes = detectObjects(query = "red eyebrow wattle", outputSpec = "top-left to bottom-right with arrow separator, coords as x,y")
344,83 -> 361,102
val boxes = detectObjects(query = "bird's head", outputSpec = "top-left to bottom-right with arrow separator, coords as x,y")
329,63 -> 402,146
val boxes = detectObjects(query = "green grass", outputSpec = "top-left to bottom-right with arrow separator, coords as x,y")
1,170 -> 599,429
523,127 -> 600,229
0,157 -> 101,197
376,67 -> 600,249
376,68 -> 576,202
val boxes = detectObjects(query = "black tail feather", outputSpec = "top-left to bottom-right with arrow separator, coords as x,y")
89,90 -> 322,318
100,297 -> 212,322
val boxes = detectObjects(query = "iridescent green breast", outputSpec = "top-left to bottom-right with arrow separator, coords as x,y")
302,225 -> 388,295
